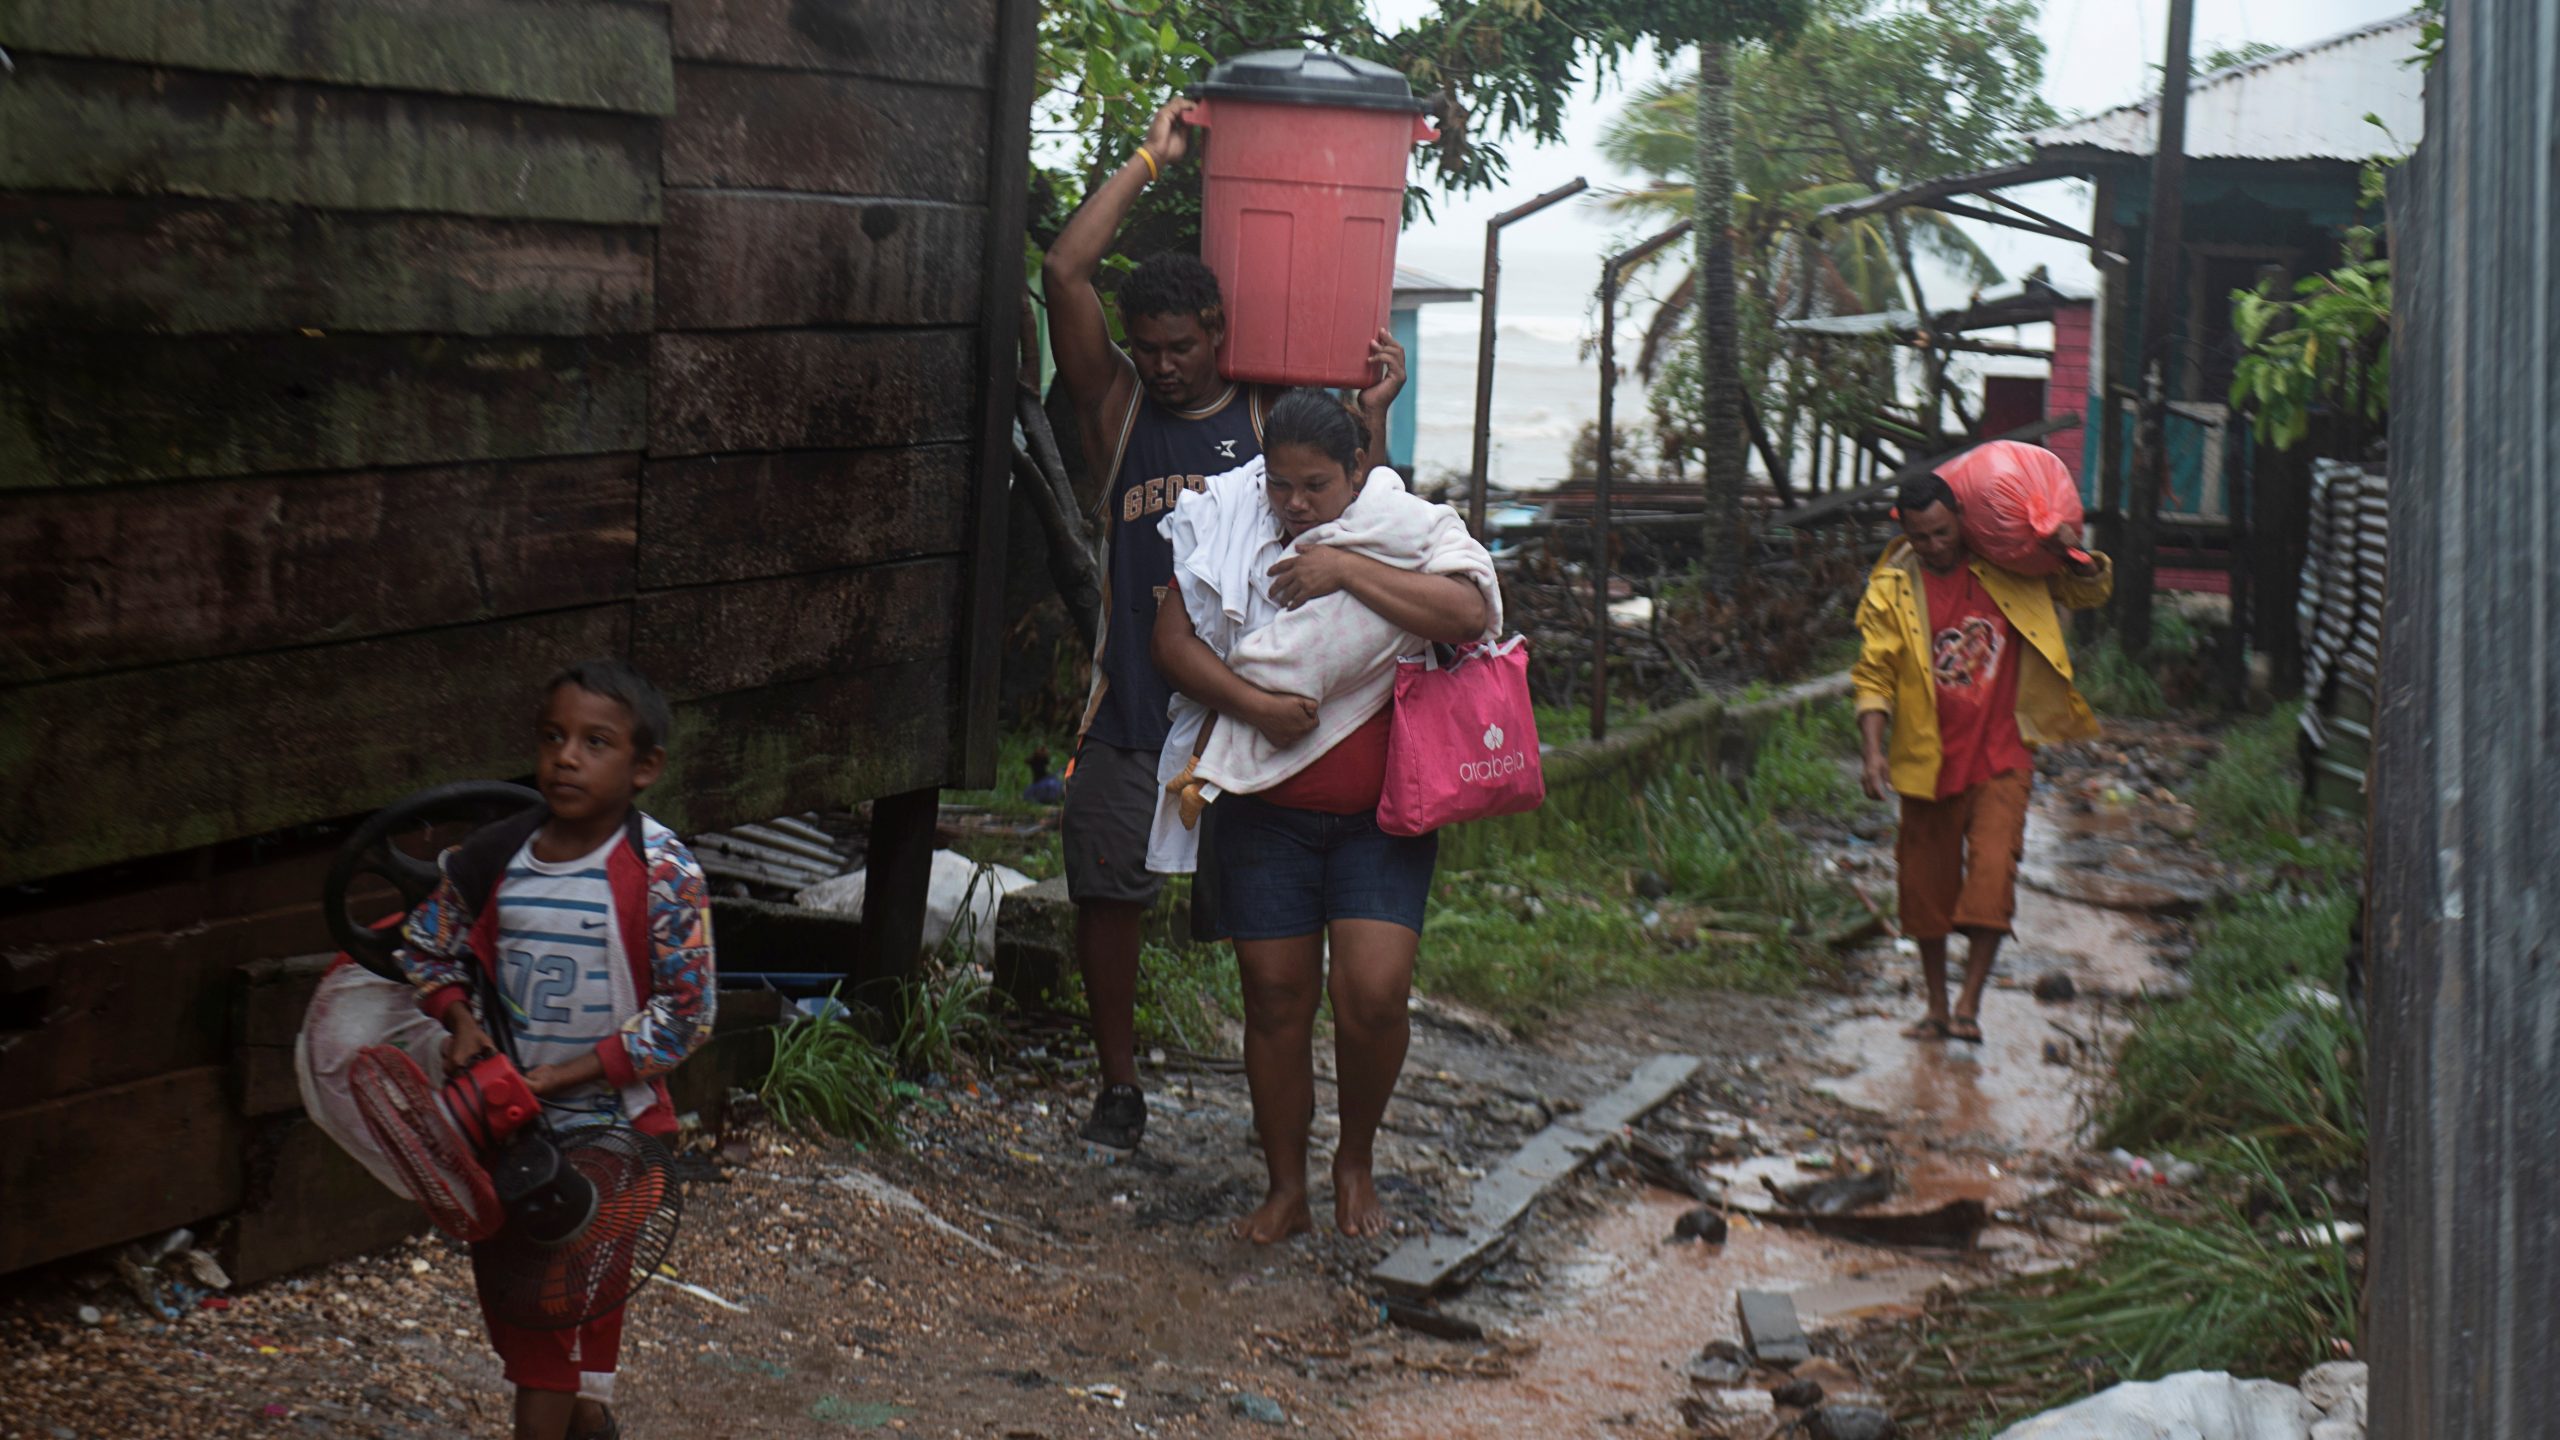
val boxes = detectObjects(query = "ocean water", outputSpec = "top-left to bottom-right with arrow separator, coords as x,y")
1398,239 -> 1662,495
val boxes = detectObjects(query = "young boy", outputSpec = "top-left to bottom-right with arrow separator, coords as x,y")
395,658 -> 715,1440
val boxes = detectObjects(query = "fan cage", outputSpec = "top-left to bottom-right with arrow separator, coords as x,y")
473,1126 -> 683,1332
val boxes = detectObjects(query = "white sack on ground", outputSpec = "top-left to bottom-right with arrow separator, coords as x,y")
1991,1371 -> 2321,1440
795,850 -> 1033,966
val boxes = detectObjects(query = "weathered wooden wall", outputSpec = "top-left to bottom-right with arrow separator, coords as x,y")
0,0 -> 1036,1275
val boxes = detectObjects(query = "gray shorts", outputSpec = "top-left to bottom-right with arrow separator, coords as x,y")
1061,740 -> 1167,907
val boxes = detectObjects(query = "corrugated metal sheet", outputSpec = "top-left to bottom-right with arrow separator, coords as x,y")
2370,3 -> 2560,1434
2032,15 -> 2426,162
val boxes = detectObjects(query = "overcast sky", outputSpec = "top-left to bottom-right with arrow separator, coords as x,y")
1377,0 -> 2420,288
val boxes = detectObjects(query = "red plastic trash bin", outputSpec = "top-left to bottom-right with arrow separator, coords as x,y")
1186,51 -> 1435,389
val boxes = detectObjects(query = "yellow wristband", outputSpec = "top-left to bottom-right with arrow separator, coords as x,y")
1134,145 -> 1160,183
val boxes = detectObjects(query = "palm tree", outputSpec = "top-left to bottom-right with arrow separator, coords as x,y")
1601,68 -> 2004,381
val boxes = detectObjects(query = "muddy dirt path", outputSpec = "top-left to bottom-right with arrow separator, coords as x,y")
1347,746 -> 2205,1439
0,733 -> 2223,1439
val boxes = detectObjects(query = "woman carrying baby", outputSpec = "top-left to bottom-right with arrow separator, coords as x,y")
1148,388 -> 1500,1243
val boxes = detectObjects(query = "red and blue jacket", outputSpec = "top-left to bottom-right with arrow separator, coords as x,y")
393,807 -> 715,1137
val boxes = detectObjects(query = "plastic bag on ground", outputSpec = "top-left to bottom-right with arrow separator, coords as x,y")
796,850 -> 1034,966
296,959 -> 451,1199
1936,439 -> 2084,576
1991,1371 -> 2321,1440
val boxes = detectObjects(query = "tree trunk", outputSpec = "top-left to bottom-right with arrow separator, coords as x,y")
1696,41 -> 1745,593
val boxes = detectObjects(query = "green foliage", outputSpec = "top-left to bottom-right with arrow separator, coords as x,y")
2229,231 -> 2392,452
1421,747 -> 1856,1026
2196,39 -> 2284,73
2192,704 -> 2361,880
1749,701 -> 1861,820
1915,1148 -> 2358,1424
1034,0 -> 1811,203
1596,0 -> 2056,467
2075,636 -> 2166,719
1133,939 -> 1245,1054
761,992 -> 900,1146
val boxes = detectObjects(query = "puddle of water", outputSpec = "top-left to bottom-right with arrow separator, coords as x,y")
1816,992 -> 2086,1153
1353,1193 -> 1930,1440
1357,787 -> 2187,1433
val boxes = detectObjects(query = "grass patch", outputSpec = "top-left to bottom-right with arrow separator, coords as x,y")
1419,752 -> 1857,1027
2192,703 -> 2361,881
1894,832 -> 2364,1429
1532,699 -> 1648,747
1906,1141 -> 2359,1429
1749,701 -> 1862,822
760,992 -> 899,1145
2076,635 -> 2166,719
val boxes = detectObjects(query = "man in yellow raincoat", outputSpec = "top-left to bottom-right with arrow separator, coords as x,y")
1853,471 -> 2112,1043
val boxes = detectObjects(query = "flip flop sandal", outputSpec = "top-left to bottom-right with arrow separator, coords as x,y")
1900,1018 -> 1951,1041
568,1410 -> 620,1440
1947,1017 -> 1985,1044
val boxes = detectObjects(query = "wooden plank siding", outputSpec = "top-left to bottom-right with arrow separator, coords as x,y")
0,0 -> 1025,904
0,456 -> 638,683
637,447 -> 971,589
0,199 -> 655,338
955,0 -> 1042,787
0,0 -> 1037,1279
662,64 -> 987,202
0,0 -> 677,114
0,333 -> 651,488
0,1068 -> 245,1274
670,0 -> 999,89
0,56 -> 663,224
656,191 -> 983,330
0,606 -> 626,885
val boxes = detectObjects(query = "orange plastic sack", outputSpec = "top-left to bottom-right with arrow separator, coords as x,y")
1934,440 -> 2084,577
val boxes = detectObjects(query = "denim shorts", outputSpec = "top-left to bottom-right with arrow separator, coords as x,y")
1205,793 -> 1439,940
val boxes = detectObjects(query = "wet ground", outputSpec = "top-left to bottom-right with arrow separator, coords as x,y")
0,730 -> 2229,1438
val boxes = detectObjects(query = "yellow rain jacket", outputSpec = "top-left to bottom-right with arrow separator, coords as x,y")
1853,540 -> 2115,799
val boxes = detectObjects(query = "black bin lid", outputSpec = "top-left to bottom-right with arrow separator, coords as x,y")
1193,50 -> 1425,114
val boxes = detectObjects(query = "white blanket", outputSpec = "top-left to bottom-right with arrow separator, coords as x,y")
1144,459 -> 1499,873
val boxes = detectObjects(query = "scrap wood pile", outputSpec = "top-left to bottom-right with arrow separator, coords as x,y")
1503,524 -> 1879,709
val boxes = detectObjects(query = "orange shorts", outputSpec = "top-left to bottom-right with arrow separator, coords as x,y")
1896,769 -> 2031,941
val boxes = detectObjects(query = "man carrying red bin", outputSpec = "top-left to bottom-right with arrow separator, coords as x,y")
1041,96 -> 1405,1158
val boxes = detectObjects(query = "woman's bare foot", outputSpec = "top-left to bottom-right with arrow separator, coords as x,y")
1231,1187 -> 1314,1244
1901,1016 -> 1950,1041
1333,1163 -> 1390,1238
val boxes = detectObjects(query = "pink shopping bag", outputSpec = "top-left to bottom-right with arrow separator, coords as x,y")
1377,635 -> 1546,837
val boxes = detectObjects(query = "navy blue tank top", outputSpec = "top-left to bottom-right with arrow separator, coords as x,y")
1078,385 -> 1268,752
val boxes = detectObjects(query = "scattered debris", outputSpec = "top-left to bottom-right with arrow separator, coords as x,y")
1372,1054 -> 1702,1297
1229,1392 -> 1288,1425
1737,1290 -> 1813,1367
660,1277 -> 748,1313
1762,1198 -> 1991,1250
1773,1376 -> 1826,1408
2032,970 -> 2078,1003
1672,1205 -> 1730,1245
1762,1164 -> 1896,1215
1380,1298 -> 1487,1342
1688,1341 -> 1753,1387
1808,1403 -> 1900,1440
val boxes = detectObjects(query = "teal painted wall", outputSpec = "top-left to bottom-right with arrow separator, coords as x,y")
1389,306 -> 1421,468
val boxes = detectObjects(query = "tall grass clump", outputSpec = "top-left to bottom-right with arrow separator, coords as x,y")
761,988 -> 899,1145
1747,701 -> 1862,821
1905,1140 -> 2359,1429
2076,635 -> 2166,718
2192,703 -> 2360,879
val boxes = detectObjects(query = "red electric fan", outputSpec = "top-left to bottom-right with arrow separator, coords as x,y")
328,783 -> 684,1330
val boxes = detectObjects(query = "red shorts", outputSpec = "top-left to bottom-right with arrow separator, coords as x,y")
481,1290 -> 624,1399
1896,768 -> 2032,941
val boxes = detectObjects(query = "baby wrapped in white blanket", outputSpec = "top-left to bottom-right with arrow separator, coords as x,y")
1144,457 -> 1500,874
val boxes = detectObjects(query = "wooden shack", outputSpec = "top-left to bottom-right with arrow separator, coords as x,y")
0,0 -> 1036,1278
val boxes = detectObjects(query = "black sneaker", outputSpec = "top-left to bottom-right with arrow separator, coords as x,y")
1079,1083 -> 1147,1159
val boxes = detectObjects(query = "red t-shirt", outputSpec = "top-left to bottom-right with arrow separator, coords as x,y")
1922,565 -> 2033,798
1260,707 -> 1393,814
